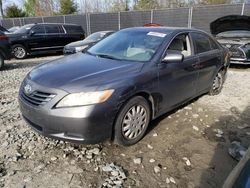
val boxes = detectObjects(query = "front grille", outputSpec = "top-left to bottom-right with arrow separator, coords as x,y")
21,90 -> 56,106
225,44 -> 245,59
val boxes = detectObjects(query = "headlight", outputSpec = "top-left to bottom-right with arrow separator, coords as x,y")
75,45 -> 88,52
56,89 -> 114,108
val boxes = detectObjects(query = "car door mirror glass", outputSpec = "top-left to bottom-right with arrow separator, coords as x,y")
30,30 -> 35,36
162,52 -> 184,63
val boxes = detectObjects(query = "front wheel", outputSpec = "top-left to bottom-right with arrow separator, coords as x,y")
12,44 -> 27,59
209,71 -> 225,96
114,96 -> 151,146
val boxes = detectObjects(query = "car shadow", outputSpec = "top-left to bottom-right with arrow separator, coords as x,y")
198,104 -> 250,187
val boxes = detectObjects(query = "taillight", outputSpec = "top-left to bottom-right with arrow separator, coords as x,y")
0,35 -> 9,40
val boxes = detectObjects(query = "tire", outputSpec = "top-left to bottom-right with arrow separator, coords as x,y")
209,71 -> 224,96
12,44 -> 27,59
114,96 -> 151,146
0,54 -> 4,70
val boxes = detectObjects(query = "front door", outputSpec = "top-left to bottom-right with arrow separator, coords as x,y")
158,33 -> 199,113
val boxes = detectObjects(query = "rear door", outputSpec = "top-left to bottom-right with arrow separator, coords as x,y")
158,33 -> 200,112
62,25 -> 84,45
190,32 -> 222,93
44,24 -> 64,50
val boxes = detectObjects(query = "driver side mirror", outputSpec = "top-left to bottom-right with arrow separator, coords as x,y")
30,30 -> 35,36
162,52 -> 184,63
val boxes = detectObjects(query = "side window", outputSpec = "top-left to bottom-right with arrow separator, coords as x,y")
191,32 -> 212,54
31,25 -> 45,34
63,25 -> 83,34
209,38 -> 220,50
167,33 -> 192,58
45,25 -> 60,34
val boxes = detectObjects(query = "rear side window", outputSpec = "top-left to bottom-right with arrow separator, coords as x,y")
31,25 -> 45,34
63,25 -> 84,34
45,25 -> 60,34
191,32 -> 212,54
210,38 -> 220,50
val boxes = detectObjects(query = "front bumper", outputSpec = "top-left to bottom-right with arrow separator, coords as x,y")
18,81 -> 118,144
230,58 -> 250,65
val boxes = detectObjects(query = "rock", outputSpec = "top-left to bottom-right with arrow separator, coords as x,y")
184,106 -> 192,110
89,148 -> 100,155
154,166 -> 161,173
149,159 -> 155,163
24,177 -> 32,182
153,133 -> 158,137
50,157 -> 57,161
238,123 -> 250,129
169,177 -> 176,184
192,114 -> 199,119
228,141 -> 246,161
111,170 -> 119,177
102,165 -> 113,172
147,144 -> 153,149
133,158 -> 142,165
166,177 -> 170,184
192,126 -> 199,131
183,157 -> 191,166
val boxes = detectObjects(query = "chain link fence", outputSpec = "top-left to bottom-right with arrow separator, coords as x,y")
0,3 -> 249,35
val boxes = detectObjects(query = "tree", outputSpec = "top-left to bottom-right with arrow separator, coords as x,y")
110,0 -> 130,12
0,0 -> 4,17
24,0 -> 36,16
134,0 -> 159,10
59,0 -> 77,15
5,4 -> 26,18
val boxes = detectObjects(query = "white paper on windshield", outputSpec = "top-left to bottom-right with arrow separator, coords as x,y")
147,32 -> 167,38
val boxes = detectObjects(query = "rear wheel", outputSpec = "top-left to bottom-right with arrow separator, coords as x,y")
209,71 -> 224,95
114,96 -> 151,146
0,54 -> 4,70
12,44 -> 27,59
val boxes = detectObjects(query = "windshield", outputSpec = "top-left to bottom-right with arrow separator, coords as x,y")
87,30 -> 167,62
14,24 -> 34,34
85,32 -> 108,41
217,30 -> 250,38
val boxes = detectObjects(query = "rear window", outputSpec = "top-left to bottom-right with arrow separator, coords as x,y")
63,25 -> 84,34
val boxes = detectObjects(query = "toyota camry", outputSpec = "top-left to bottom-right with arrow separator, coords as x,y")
19,27 -> 230,146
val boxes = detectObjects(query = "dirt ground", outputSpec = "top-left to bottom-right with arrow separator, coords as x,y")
0,57 -> 249,188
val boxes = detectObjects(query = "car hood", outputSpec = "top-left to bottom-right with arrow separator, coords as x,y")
210,15 -> 250,35
28,53 -> 144,93
65,40 -> 95,48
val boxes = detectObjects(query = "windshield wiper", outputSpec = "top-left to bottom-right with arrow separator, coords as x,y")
95,54 -> 121,61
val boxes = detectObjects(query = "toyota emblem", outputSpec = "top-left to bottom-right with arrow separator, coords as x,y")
24,84 -> 32,95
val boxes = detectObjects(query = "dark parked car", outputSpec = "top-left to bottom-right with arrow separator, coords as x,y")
19,27 -> 230,146
0,31 -> 12,70
63,31 -> 114,55
211,15 -> 250,65
7,23 -> 85,59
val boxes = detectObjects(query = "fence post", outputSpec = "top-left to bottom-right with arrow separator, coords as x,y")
241,3 -> 245,15
118,12 -> 121,30
150,10 -> 154,23
42,16 -> 44,23
188,7 -> 193,28
63,15 -> 66,24
87,13 -> 91,35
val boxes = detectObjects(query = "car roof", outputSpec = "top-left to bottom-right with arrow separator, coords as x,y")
38,23 -> 81,26
122,27 -> 205,34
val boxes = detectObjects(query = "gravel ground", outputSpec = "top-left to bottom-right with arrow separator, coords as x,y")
0,57 -> 250,188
